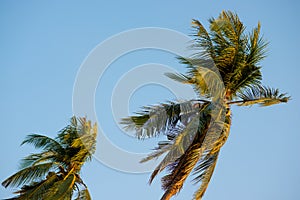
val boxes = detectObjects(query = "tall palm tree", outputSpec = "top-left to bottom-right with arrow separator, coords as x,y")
2,117 -> 97,200
122,11 -> 290,200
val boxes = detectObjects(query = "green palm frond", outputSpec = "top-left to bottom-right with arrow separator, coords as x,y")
121,100 -> 200,139
7,172 -> 61,200
172,57 -> 225,98
191,19 -> 214,58
21,134 -> 63,152
2,163 -> 55,188
44,173 -> 76,200
228,64 -> 262,97
181,11 -> 268,98
232,85 -> 290,106
19,152 -> 59,169
246,22 -> 268,66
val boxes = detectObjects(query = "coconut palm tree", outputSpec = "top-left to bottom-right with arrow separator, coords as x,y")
122,11 -> 290,200
2,117 -> 97,200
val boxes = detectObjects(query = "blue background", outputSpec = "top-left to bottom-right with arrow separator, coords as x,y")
1,1 -> 299,199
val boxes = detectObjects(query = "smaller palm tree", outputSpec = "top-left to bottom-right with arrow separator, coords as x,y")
2,117 -> 97,200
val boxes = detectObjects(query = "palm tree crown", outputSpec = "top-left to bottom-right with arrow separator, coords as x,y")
2,117 -> 97,200
122,11 -> 290,200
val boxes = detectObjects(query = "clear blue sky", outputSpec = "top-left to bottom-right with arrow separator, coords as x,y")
1,1 -> 299,199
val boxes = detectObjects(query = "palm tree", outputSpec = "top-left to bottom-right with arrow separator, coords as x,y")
122,11 -> 290,200
2,117 -> 97,200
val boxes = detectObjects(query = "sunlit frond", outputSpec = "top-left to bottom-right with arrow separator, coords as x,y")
2,163 -> 55,188
233,85 -> 290,106
190,19 -> 214,58
160,145 -> 203,200
246,22 -> 268,66
190,110 -> 230,200
192,153 -> 218,200
7,172 -> 60,200
44,173 -> 76,200
145,112 -> 203,184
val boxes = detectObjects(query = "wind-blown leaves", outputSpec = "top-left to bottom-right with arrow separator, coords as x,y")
7,172 -> 60,200
2,116 -> 97,200
121,100 -> 200,139
181,11 -> 268,100
145,112 -> 203,184
2,163 -> 55,188
192,153 -> 219,200
21,134 -> 64,152
121,10 -> 290,200
44,173 -> 76,200
167,57 -> 225,98
235,85 -> 290,106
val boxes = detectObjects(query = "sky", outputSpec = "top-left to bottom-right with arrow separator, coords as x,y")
1,0 -> 300,199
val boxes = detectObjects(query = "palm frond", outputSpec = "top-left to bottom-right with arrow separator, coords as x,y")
164,72 -> 190,84
44,173 -> 76,200
145,114 -> 202,184
144,103 -> 212,184
160,131 -> 207,200
228,64 -> 262,97
190,19 -> 214,58
21,134 -> 63,152
7,172 -> 61,200
2,163 -> 55,188
246,22 -> 268,66
173,56 -> 225,98
192,153 -> 219,200
71,126 -> 97,164
19,152 -> 58,169
121,100 -> 199,139
192,110 -> 231,200
232,85 -> 290,106
160,147 -> 203,200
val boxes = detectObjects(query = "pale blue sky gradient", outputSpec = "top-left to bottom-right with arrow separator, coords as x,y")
1,1 -> 299,199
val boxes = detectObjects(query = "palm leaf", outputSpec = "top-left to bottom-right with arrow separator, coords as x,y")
44,173 -> 76,200
2,162 -> 55,188
192,153 -> 219,200
145,113 -> 202,184
121,100 -> 198,139
160,133 -> 206,200
246,22 -> 268,66
19,152 -> 59,169
21,134 -> 63,153
233,85 -> 290,106
190,19 -> 215,58
172,56 -> 225,98
8,172 -> 60,200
